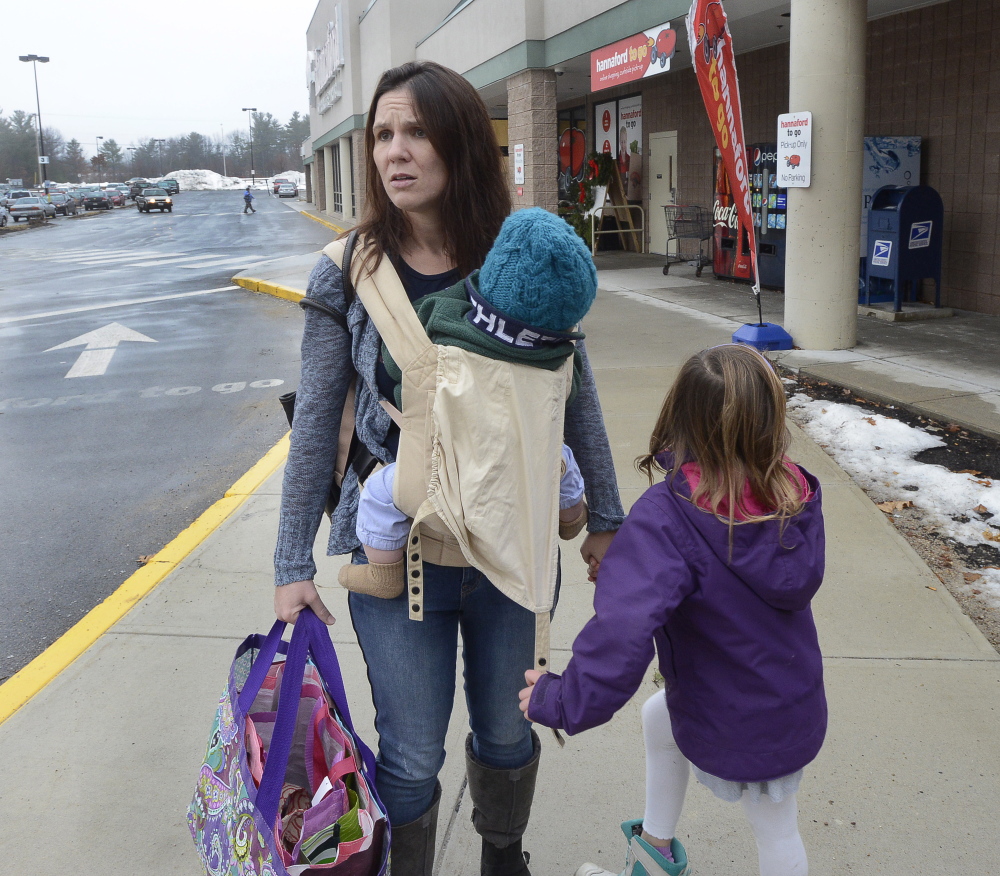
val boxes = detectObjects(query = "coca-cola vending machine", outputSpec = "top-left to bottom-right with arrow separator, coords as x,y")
713,144 -> 788,289
713,154 -> 752,281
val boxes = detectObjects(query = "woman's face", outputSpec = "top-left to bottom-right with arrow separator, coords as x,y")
372,88 -> 448,219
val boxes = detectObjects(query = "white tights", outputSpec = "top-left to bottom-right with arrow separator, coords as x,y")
640,692 -> 808,876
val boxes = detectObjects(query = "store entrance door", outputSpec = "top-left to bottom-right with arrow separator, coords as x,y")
648,131 -> 678,256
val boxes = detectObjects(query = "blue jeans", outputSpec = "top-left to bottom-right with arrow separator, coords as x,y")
348,557 -> 557,825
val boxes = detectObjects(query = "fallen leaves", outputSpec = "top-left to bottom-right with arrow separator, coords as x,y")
964,572 -> 983,584
970,478 -> 993,487
975,505 -> 990,515
863,417 -> 877,426
946,424 -> 962,433
983,531 -> 1000,543
138,555 -> 154,565
878,500 -> 913,512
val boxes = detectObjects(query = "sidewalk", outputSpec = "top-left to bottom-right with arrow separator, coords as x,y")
1,251 -> 999,875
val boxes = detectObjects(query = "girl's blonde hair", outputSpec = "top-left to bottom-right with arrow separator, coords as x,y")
636,344 -> 805,530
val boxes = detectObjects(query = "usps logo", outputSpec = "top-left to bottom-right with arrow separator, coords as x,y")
909,220 -> 932,249
871,240 -> 892,267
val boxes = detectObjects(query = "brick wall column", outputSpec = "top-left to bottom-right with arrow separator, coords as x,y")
323,145 -> 336,217
304,163 -> 313,203
351,129 -> 366,221
506,69 -> 557,213
314,151 -> 326,211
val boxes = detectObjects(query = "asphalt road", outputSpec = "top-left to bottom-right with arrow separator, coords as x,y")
0,189 -> 333,679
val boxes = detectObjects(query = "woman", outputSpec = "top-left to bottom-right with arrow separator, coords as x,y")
273,61 -> 625,876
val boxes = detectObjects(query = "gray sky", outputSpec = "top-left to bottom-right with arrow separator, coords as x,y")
4,0 -> 318,157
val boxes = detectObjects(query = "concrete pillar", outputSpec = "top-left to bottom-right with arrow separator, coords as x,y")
324,145 -> 337,216
314,151 -> 326,211
338,136 -> 353,218
304,163 -> 313,204
351,129 -> 366,220
783,0 -> 865,349
506,69 -> 557,213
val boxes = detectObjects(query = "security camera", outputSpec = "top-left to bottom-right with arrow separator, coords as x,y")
553,66 -> 566,76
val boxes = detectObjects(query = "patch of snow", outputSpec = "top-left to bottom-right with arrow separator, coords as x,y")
788,395 -> 1000,606
153,169 -> 305,191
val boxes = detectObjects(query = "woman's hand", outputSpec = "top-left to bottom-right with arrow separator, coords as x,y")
580,530 -> 617,582
518,669 -> 544,717
274,580 -> 336,625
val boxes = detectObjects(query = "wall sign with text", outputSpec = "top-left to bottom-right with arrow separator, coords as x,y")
776,111 -> 812,187
591,24 -> 676,92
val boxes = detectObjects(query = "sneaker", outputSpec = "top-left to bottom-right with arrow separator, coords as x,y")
576,821 -> 689,876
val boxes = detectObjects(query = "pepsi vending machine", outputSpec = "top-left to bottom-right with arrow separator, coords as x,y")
713,146 -> 788,288
749,143 -> 787,289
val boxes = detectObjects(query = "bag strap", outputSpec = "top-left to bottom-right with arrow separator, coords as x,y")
255,610 -> 379,828
298,228 -> 358,329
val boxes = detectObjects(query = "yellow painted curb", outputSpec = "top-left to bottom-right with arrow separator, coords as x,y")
299,210 -> 348,234
0,433 -> 292,726
232,277 -> 304,303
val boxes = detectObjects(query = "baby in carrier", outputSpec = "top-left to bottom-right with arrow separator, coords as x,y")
340,207 -> 599,597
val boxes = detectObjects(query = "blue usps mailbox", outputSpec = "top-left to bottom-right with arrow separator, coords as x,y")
865,185 -> 943,312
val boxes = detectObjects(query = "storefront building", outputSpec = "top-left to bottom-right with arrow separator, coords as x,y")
305,0 -> 1000,342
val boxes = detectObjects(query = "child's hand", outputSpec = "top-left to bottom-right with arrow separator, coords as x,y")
581,530 -> 616,583
518,669 -> 543,716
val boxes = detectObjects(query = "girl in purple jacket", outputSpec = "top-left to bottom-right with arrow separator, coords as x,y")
519,344 -> 826,876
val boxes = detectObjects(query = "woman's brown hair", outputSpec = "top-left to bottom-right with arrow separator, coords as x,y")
350,61 -> 511,281
636,344 -> 806,533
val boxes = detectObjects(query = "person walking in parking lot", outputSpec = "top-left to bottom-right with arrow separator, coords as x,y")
243,186 -> 256,213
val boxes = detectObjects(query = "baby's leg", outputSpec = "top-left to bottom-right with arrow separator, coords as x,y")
741,792 -> 807,876
355,463 -> 408,563
558,445 -> 588,538
340,464 -> 408,597
639,691 -> 690,848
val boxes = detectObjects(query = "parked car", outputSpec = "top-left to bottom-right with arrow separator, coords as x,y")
128,180 -> 151,200
277,183 -> 298,198
135,188 -> 173,213
272,177 -> 292,194
9,197 -> 57,221
49,193 -> 78,215
82,191 -> 114,211
0,190 -> 33,208
107,189 -> 126,207
0,205 -> 9,227
157,179 -> 180,194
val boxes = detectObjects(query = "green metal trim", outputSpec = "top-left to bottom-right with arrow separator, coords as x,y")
303,155 -> 314,165
461,0 -> 690,88
311,114 -> 366,152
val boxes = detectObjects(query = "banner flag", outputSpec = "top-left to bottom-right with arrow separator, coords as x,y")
686,0 -> 761,311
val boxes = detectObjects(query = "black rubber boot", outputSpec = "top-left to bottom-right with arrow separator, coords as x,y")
465,731 -> 541,876
388,781 -> 441,876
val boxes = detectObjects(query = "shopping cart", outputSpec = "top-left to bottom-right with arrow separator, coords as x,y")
662,205 -> 713,276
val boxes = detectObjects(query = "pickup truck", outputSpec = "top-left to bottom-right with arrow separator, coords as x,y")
157,179 -> 180,194
128,180 -> 152,200
135,188 -> 173,213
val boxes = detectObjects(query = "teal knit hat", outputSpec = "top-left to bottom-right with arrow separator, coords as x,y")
478,208 -> 598,331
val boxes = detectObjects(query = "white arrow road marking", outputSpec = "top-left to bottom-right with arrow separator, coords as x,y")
45,322 -> 157,378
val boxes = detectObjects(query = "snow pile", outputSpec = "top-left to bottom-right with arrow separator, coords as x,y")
159,169 -> 247,190
788,395 -> 1000,605
274,170 -> 306,187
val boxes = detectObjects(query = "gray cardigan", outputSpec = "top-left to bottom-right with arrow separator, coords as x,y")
274,253 -> 625,586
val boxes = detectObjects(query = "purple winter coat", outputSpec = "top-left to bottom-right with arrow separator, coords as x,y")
529,453 -> 827,783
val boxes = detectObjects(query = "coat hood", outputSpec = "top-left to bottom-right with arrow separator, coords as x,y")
654,451 -> 825,611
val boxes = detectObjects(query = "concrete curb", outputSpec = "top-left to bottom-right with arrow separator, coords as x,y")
0,434 -> 291,726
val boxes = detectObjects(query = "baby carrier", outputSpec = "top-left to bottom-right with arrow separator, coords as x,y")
323,235 -> 573,674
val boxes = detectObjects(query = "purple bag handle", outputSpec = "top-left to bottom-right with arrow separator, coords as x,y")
251,609 -> 378,829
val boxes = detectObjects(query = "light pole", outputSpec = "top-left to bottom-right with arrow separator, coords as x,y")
220,123 -> 227,177
18,55 -> 50,193
242,107 -> 257,185
127,146 -> 137,174
154,139 -> 166,177
95,135 -> 104,183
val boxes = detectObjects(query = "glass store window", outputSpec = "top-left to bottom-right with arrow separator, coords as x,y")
558,105 -> 587,204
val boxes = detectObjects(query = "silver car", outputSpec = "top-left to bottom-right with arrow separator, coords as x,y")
9,197 -> 57,222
